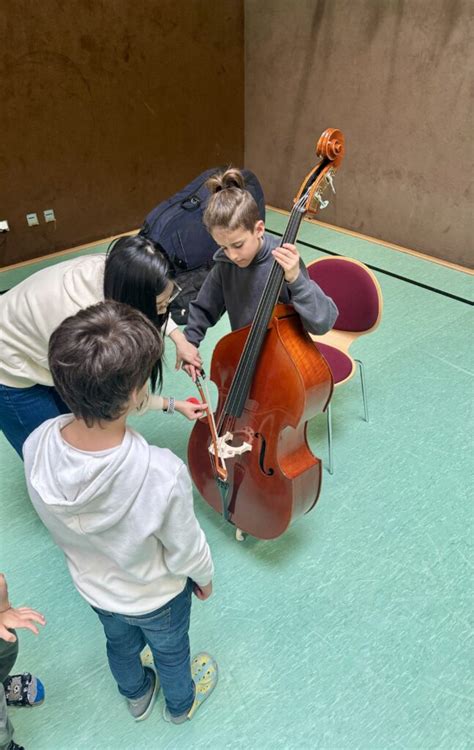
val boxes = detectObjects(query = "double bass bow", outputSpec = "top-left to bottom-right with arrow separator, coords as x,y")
188,128 -> 345,540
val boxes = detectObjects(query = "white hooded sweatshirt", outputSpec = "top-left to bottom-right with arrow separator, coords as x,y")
23,415 -> 213,615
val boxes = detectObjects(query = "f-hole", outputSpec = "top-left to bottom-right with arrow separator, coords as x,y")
255,432 -> 274,476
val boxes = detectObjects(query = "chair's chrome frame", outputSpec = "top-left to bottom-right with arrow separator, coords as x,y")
326,358 -> 369,475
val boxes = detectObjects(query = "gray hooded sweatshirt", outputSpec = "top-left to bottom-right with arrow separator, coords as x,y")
23,415 -> 213,615
184,232 -> 338,346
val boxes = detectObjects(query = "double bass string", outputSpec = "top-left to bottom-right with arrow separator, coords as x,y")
220,216 -> 295,417
221,197 -> 307,417
219,195 -> 309,427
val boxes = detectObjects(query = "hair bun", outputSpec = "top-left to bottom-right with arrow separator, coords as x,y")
206,166 -> 245,195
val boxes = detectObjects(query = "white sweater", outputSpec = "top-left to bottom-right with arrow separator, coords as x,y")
24,415 -> 214,615
0,254 -> 177,389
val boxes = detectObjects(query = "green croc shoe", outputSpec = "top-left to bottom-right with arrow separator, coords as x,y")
163,652 -> 218,724
140,645 -> 154,667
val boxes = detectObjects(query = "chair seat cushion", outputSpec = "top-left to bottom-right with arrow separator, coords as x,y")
314,342 -> 354,384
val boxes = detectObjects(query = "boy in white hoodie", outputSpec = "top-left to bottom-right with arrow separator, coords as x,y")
23,301 -> 217,725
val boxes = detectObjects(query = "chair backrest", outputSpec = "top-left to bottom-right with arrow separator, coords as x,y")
307,256 -> 383,334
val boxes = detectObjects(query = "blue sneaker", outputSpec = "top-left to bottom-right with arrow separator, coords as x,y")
4,673 -> 44,706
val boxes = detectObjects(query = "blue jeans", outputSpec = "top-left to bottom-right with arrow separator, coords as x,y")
0,383 -> 70,458
93,579 -> 195,717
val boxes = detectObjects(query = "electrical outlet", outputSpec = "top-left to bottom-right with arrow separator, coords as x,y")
26,213 -> 39,227
44,209 -> 55,223
0,220 -> 9,232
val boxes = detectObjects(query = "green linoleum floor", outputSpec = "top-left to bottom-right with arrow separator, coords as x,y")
0,221 -> 472,749
266,209 -> 474,302
0,242 -> 110,290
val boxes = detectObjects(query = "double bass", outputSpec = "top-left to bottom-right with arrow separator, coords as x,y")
188,129 -> 344,540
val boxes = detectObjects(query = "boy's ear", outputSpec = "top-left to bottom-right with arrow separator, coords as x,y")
132,384 -> 149,412
255,219 -> 265,237
130,388 -> 141,408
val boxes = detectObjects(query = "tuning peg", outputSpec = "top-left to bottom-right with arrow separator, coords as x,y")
326,171 -> 336,194
316,193 -> 329,210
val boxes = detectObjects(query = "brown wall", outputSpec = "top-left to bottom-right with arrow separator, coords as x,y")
245,0 -> 472,268
0,0 -> 244,266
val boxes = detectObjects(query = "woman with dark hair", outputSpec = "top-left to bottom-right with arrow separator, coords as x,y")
0,234 -> 203,458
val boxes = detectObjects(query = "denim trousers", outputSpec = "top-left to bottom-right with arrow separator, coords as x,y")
93,579 -> 195,717
0,383 -> 70,458
0,634 -> 18,750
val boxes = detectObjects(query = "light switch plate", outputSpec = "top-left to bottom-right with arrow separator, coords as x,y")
26,213 -> 39,226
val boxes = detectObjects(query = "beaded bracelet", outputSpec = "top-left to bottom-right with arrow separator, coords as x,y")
165,396 -> 175,415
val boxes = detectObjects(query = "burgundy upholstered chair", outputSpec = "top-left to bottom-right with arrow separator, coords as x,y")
307,256 -> 383,474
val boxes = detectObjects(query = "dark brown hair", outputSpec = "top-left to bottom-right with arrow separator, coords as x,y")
203,167 -> 260,233
48,301 -> 163,426
104,234 -> 171,390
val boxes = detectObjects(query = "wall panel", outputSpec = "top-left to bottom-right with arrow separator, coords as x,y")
0,0 -> 244,266
245,0 -> 472,267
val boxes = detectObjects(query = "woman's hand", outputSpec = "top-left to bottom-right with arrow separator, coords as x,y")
175,399 -> 207,421
272,243 -> 301,284
169,329 -> 202,371
182,362 -> 201,382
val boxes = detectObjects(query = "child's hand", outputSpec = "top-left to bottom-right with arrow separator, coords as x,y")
272,243 -> 301,284
0,606 -> 46,643
175,399 -> 208,421
193,581 -> 213,600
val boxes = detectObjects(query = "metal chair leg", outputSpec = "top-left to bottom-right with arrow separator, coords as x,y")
326,401 -> 334,474
355,358 -> 369,422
